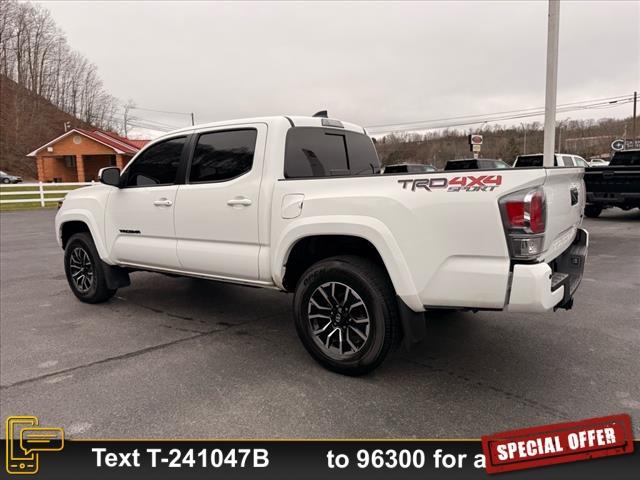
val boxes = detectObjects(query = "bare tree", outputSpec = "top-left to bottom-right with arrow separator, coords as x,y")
0,0 -> 119,131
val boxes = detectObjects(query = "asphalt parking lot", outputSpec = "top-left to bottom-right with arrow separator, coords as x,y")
1,208 -> 639,438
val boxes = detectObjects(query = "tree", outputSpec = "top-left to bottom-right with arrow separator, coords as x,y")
0,0 -> 118,131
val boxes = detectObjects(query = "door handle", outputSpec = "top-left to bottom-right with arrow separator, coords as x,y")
570,186 -> 579,206
153,198 -> 173,207
227,197 -> 252,207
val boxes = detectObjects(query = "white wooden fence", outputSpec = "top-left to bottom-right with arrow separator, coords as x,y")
0,182 -> 93,207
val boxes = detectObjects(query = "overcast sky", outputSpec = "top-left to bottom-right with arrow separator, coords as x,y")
39,1 -> 639,137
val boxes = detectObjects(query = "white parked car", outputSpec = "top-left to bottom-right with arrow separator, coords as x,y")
588,158 -> 609,167
55,116 -> 588,374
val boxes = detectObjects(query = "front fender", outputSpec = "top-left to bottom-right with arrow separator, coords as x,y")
55,208 -> 112,264
272,215 -> 424,312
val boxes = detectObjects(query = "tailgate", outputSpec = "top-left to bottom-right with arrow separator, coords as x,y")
584,166 -> 640,194
542,168 -> 585,262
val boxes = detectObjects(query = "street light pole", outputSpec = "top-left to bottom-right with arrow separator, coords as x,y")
543,0 -> 560,167
633,91 -> 637,145
557,117 -> 570,152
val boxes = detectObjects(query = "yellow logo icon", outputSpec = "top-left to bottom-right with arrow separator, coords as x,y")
5,416 -> 64,475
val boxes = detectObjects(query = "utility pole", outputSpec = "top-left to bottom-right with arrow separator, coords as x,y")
558,122 -> 562,151
191,113 -> 195,126
557,117 -> 570,151
542,0 -> 560,167
520,122 -> 527,154
633,91 -> 637,146
123,100 -> 136,138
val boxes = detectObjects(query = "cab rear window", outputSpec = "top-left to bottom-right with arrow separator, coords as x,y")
284,127 -> 380,178
444,160 -> 479,170
514,155 -> 544,167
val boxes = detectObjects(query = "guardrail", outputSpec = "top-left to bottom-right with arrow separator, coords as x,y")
0,182 -> 94,207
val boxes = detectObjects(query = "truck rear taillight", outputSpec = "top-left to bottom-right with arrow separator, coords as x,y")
499,188 -> 546,260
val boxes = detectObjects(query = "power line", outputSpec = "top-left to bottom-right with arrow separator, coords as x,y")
106,111 -> 183,133
368,102 -> 633,134
367,96 -> 633,134
128,105 -> 193,117
366,95 -> 630,129
375,100 -> 633,134
366,95 -> 631,130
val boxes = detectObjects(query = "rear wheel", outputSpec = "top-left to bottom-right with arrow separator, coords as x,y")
293,255 -> 398,375
584,204 -> 602,218
64,232 -> 116,303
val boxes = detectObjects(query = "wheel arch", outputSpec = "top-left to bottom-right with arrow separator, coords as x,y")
273,217 -> 423,311
57,211 -> 110,262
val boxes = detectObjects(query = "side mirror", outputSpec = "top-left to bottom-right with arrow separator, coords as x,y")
99,167 -> 121,187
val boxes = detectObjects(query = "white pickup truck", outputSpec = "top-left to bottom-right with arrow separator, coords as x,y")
55,115 -> 588,375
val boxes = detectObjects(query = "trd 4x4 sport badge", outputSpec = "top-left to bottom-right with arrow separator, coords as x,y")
398,175 -> 502,192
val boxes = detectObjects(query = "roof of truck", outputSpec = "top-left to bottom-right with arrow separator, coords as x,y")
167,116 -> 366,136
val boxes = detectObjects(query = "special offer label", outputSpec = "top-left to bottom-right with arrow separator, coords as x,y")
482,414 -> 633,474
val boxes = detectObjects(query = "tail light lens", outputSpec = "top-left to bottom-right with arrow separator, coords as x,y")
528,190 -> 545,234
499,187 -> 546,260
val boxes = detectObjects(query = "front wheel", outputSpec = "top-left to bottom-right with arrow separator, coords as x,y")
584,204 -> 602,218
293,255 -> 399,375
64,232 -> 116,303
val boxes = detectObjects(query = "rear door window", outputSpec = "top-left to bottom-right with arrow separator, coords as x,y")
560,155 -> 574,166
573,156 -> 588,167
189,129 -> 257,183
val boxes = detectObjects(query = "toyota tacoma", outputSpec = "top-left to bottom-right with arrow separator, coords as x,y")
55,115 -> 588,374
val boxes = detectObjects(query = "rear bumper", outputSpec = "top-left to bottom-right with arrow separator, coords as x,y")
507,228 -> 588,313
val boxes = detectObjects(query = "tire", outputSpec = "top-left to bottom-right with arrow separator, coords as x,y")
293,255 -> 399,375
64,232 -> 116,303
1,178 -> 9,184
584,204 -> 602,218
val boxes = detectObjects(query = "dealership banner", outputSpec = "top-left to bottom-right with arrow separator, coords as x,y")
3,438 -> 638,479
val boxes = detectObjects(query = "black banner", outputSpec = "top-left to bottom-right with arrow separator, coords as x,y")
3,440 -> 639,479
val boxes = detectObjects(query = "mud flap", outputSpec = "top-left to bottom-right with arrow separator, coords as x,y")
553,228 -> 588,310
101,262 -> 131,290
397,297 -> 426,350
